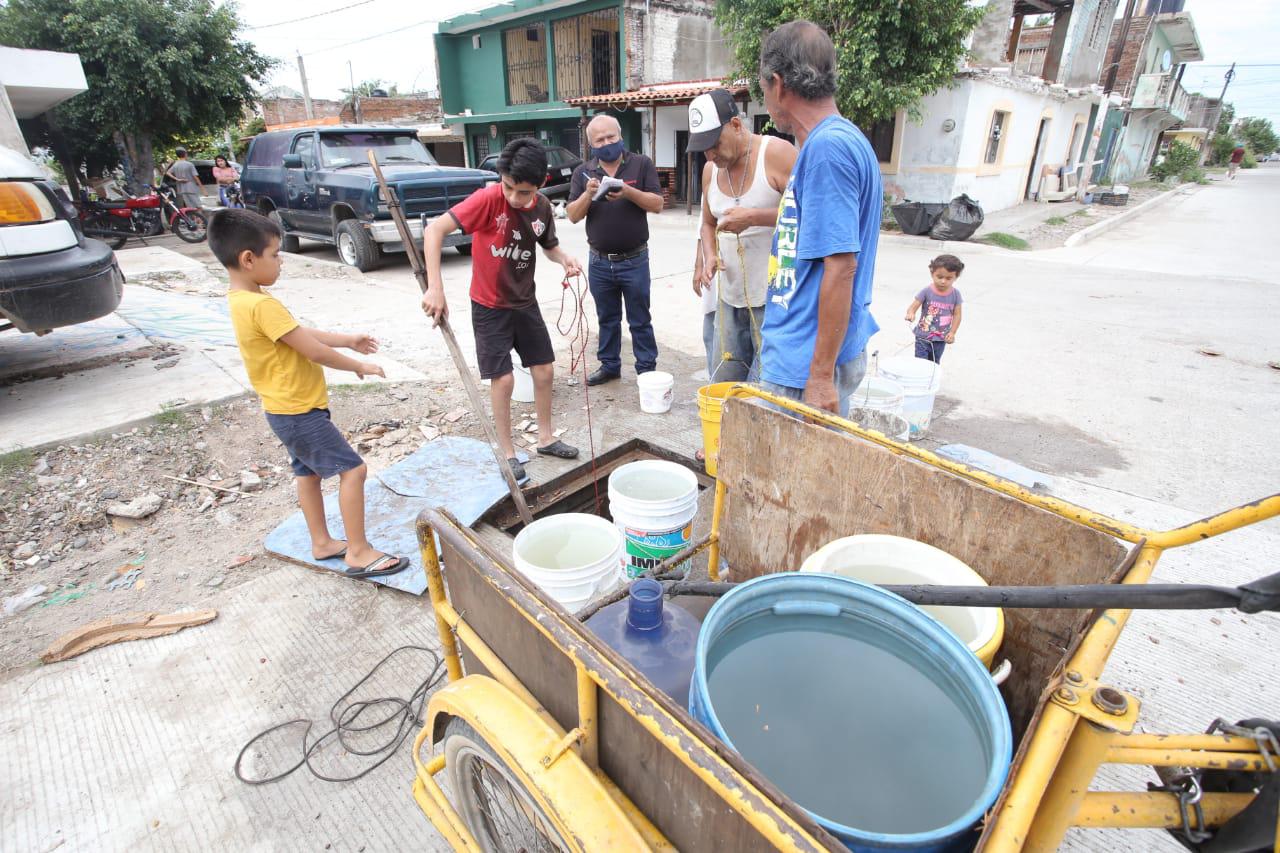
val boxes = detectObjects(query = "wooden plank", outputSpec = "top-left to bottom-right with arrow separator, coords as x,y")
41,610 -> 217,663
715,399 -> 1127,738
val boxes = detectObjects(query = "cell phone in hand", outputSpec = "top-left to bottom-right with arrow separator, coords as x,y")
593,176 -> 626,200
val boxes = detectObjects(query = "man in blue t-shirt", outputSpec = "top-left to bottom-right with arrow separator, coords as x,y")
758,20 -> 881,416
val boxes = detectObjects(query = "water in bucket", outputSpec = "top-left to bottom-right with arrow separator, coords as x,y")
517,523 -> 620,570
706,611 -> 989,835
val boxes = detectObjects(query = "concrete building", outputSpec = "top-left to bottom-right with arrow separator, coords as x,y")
885,0 -> 1121,214
0,46 -> 89,155
433,0 -> 732,178
1095,11 -> 1204,182
260,94 -> 442,130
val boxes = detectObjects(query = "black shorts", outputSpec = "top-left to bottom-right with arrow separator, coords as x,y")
472,301 -> 555,380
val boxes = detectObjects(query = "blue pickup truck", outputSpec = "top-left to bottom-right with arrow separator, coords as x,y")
240,126 -> 494,271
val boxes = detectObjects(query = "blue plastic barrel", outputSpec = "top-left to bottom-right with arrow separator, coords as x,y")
688,574 -> 1012,852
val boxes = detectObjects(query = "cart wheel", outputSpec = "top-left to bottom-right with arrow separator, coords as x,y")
442,717 -> 572,853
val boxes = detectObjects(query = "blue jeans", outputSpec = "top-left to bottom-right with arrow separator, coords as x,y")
702,312 -> 715,376
915,338 -> 946,363
758,351 -> 868,419
710,304 -> 764,383
589,250 -> 657,374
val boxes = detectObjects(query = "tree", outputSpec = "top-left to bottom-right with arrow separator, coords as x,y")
715,0 -> 985,127
342,79 -> 401,98
0,0 -> 273,193
1234,117 -> 1278,156
1215,102 -> 1235,136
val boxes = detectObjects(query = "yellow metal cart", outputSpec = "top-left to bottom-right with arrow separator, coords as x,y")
411,386 -> 1280,851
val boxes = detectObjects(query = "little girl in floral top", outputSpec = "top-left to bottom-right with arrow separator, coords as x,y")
904,254 -> 964,364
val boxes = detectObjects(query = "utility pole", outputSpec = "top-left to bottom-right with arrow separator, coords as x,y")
348,60 -> 362,124
297,53 -> 315,120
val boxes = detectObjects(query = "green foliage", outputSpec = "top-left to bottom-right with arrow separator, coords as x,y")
1045,215 -> 1067,226
1207,132 -> 1237,166
1215,102 -> 1235,136
155,402 -> 189,429
0,0 -> 273,187
979,232 -> 1030,251
234,116 -> 267,161
343,79 -> 400,98
1151,140 -> 1204,183
881,191 -> 898,229
0,449 -> 35,479
1234,117 -> 1278,156
714,0 -> 985,126
1241,149 -> 1258,169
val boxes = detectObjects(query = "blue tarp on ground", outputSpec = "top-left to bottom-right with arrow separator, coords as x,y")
264,437 -> 526,595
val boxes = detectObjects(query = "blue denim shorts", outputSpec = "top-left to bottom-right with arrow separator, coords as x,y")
264,408 -> 364,478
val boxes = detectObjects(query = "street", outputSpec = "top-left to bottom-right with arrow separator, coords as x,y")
0,167 -> 1276,851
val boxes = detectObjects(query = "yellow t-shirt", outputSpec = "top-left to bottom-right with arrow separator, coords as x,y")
227,290 -> 328,415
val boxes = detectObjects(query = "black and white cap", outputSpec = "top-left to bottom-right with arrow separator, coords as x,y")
687,89 -> 739,153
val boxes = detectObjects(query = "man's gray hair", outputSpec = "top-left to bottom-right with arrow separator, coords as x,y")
759,20 -> 837,101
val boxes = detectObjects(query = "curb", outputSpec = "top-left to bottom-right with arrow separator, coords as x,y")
1063,183 -> 1196,248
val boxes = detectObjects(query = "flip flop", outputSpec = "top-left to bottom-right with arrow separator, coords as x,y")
536,440 -> 580,459
344,554 -> 409,579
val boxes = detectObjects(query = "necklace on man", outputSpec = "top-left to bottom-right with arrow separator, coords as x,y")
730,135 -> 753,204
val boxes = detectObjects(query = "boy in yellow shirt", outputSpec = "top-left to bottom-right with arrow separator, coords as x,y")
211,209 -> 407,579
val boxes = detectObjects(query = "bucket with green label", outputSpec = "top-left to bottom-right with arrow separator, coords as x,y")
607,461 -> 699,578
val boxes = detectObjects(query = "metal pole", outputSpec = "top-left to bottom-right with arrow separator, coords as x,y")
297,53 -> 315,120
349,60 -> 362,123
366,150 -> 535,525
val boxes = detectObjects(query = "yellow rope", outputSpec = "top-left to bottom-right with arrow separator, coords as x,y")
712,228 -> 763,378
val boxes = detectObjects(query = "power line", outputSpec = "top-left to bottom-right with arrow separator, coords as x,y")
1195,63 -> 1280,69
299,15 -> 440,56
248,0 -> 378,31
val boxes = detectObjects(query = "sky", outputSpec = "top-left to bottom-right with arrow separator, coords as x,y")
229,0 -> 1280,129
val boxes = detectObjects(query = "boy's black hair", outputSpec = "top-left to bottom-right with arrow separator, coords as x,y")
929,254 -> 965,275
208,208 -> 282,269
497,138 -> 547,187
175,148 -> 187,157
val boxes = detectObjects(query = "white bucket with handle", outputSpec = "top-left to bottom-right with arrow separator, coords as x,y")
511,352 -> 535,403
512,513 -> 626,612
636,371 -> 674,414
878,356 -> 943,440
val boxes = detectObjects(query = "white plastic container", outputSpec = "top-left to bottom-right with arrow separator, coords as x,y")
511,353 -> 535,403
512,513 -> 625,612
636,370 -> 674,414
848,376 -> 910,441
608,460 -> 699,578
800,534 -> 1004,667
878,356 -> 943,440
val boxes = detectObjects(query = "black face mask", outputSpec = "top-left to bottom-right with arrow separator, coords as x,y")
592,140 -> 625,163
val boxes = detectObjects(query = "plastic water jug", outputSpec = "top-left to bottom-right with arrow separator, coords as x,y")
585,578 -> 700,706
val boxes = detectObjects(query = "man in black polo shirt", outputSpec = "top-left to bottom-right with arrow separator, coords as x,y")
567,114 -> 664,385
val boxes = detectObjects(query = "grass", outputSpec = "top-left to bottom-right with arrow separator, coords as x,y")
0,448 -> 34,479
979,232 -> 1031,251
1045,216 -> 1068,226
155,401 -> 189,429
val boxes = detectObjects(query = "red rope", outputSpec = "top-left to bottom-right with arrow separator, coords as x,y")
556,273 -> 601,513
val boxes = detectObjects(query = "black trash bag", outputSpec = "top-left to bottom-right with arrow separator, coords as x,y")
891,201 -> 946,236
929,194 -> 985,241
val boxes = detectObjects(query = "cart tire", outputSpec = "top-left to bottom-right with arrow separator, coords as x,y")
442,717 -> 572,853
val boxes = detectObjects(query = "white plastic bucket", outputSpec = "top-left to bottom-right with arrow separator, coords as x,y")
636,370 -> 674,414
849,376 -> 910,441
512,513 -> 625,612
608,460 -> 699,578
800,534 -> 1004,668
511,353 -> 535,403
879,356 -> 943,440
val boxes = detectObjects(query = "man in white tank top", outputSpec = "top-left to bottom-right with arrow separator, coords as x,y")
688,89 -> 797,384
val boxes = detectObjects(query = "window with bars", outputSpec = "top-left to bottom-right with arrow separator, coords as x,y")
553,10 -> 619,101
985,111 -> 1009,164
504,22 -> 549,105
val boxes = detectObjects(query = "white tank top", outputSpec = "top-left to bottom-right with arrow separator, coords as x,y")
708,136 -> 780,309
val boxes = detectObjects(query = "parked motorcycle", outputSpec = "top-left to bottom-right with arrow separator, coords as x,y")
77,184 -> 208,249
222,180 -> 244,209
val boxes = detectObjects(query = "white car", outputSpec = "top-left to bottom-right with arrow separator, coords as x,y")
0,146 -> 123,334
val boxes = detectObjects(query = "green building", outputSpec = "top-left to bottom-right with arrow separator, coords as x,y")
434,0 -> 730,169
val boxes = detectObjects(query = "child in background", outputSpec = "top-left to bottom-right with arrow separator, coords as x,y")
904,254 -> 965,364
421,138 -> 582,481
210,209 -> 408,580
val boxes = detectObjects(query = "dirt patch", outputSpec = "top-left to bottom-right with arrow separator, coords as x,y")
924,396 -> 1128,479
0,382 -> 493,682
1023,184 -> 1166,250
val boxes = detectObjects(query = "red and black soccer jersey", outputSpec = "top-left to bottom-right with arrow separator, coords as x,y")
448,183 -> 558,309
